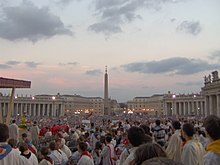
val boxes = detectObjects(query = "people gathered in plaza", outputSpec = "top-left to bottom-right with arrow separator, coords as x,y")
0,113 -> 220,165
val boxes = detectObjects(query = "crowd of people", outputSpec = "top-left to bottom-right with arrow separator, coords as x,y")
0,113 -> 220,165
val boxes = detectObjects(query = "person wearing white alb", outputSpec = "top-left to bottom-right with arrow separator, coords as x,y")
165,120 -> 182,162
181,123 -> 205,165
9,119 -> 19,141
77,141 -> 94,165
0,124 -> 22,165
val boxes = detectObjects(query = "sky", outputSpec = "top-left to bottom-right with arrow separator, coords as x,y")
0,0 -> 220,102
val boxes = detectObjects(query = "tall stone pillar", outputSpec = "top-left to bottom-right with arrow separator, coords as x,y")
0,103 -> 2,123
205,96 -> 209,116
209,95 -> 213,115
3,103 -> 6,117
178,102 -> 182,115
16,103 -> 19,116
42,104 -> 45,116
183,102 -> 186,116
188,102 -> 191,115
201,101 -> 204,116
217,94 -> 220,117
33,104 -> 36,116
172,102 -> 177,115
164,102 -> 168,116
47,104 -> 49,116
104,66 -> 110,115
195,101 -> 199,115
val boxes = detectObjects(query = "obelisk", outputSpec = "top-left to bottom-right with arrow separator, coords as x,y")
104,66 -> 109,115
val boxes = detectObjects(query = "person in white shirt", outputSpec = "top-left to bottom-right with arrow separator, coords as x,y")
9,119 -> 19,141
44,127 -> 52,138
39,147 -> 54,165
181,123 -> 205,165
30,121 -> 40,147
19,142 -> 38,165
101,135 -> 117,165
49,141 -> 68,165
165,120 -> 182,162
77,141 -> 94,165
57,138 -> 72,158
0,123 -> 22,165
8,138 -> 20,155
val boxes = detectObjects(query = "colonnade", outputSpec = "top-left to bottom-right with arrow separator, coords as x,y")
164,100 -> 205,116
0,102 -> 64,117
205,94 -> 220,116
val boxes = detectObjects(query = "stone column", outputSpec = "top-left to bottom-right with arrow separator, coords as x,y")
0,103 -> 2,123
195,101 -> 199,116
205,96 -> 209,116
188,101 -> 191,116
21,103 -> 23,116
217,94 -> 220,117
53,103 -> 56,117
38,104 -> 40,116
209,95 -> 213,115
183,102 -> 186,116
164,102 -> 168,116
3,103 -> 6,117
178,102 -> 182,115
47,104 -> 50,116
173,102 -> 176,115
42,104 -> 45,116
25,103 -> 27,114
59,104 -> 62,116
201,101 -> 204,116
33,104 -> 36,116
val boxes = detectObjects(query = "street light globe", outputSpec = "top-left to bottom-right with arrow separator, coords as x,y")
52,96 -> 56,100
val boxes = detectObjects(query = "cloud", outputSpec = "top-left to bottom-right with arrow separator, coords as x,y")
0,1 -> 73,42
89,19 -> 122,35
55,0 -> 73,5
24,61 -> 40,68
176,81 -> 202,86
67,62 -> 78,65
59,62 -> 78,66
89,0 -> 183,35
209,50 -> 220,61
0,64 -> 11,69
6,60 -> 21,65
177,21 -> 202,35
170,18 -> 176,22
85,69 -> 103,76
121,57 -> 220,75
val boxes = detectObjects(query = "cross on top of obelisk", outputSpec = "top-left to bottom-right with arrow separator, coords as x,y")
105,65 -> 107,73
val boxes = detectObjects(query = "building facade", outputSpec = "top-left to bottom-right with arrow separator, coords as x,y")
163,92 -> 205,117
127,95 -> 164,117
127,71 -> 220,117
0,93 -> 105,118
201,71 -> 220,116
